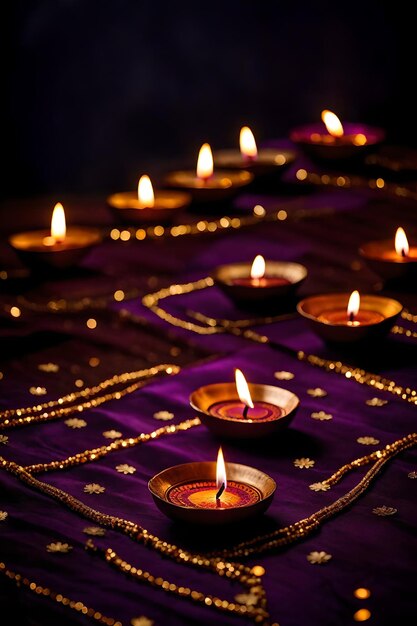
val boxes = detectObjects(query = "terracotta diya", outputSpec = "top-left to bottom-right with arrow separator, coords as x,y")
360,226 -> 417,282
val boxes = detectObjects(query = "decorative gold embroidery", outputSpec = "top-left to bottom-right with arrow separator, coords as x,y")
38,363 -> 59,373
234,592 -> 258,606
0,511 -> 8,521
366,397 -> 388,407
131,617 -> 154,626
84,483 -> 105,494
0,435 -> 8,445
153,410 -> 174,421
408,471 -> 417,479
83,527 -> 106,536
116,464 -> 136,475
357,436 -> 380,445
309,482 -> 330,492
294,458 -> 315,469
307,551 -> 332,564
46,542 -> 72,553
372,505 -> 397,516
65,418 -> 87,429
29,386 -> 47,396
307,388 -> 327,398
103,430 -> 122,439
274,371 -> 294,380
311,411 -> 333,421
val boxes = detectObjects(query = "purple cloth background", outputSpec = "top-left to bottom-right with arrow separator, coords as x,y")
1,148 -> 417,625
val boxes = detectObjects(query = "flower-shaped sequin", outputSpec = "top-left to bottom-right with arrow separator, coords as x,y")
103,430 -> 122,439
294,458 -> 315,469
0,435 -> 9,445
0,511 -> 8,521
357,436 -> 380,445
153,410 -> 174,421
372,505 -> 397,516
84,483 -> 105,494
65,418 -> 87,429
309,482 -> 330,492
234,592 -> 258,606
307,388 -> 327,398
83,527 -> 106,536
116,464 -> 136,475
408,471 -> 417,479
46,541 -> 72,553
366,397 -> 388,407
29,386 -> 47,396
307,551 -> 332,564
274,371 -> 294,380
311,411 -> 333,421
38,363 -> 59,373
131,617 -> 154,626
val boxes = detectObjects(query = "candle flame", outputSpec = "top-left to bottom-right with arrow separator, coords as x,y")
395,227 -> 409,257
51,202 -> 66,242
137,175 -> 155,208
347,290 -> 360,321
321,110 -> 344,138
239,126 -> 258,158
250,254 -> 265,280
235,368 -> 254,409
196,143 -> 213,180
216,447 -> 227,492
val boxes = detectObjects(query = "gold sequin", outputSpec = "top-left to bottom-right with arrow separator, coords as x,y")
84,483 -> 106,495
307,551 -> 332,564
309,482 -> 330,492
234,592 -> 258,606
307,388 -> 327,398
83,527 -> 106,536
131,618 -> 154,626
153,410 -> 174,421
294,458 -> 315,469
372,505 -> 397,516
103,430 -> 122,439
115,464 -> 136,475
408,471 -> 417,479
0,511 -> 8,521
311,411 -> 333,421
357,436 -> 380,445
38,363 -> 59,373
366,397 -> 388,407
274,371 -> 294,380
89,357 -> 100,367
29,386 -> 47,396
46,542 -> 72,553
65,418 -> 87,429
0,435 -> 8,445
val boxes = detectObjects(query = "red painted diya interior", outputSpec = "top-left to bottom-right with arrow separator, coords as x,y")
230,276 -> 291,287
167,480 -> 261,509
208,400 -> 282,422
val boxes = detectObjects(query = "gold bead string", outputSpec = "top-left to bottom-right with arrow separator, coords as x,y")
0,561 -> 121,626
15,287 -> 141,314
391,324 -> 417,340
402,309 -> 417,324
24,418 -> 201,474
0,364 -> 180,431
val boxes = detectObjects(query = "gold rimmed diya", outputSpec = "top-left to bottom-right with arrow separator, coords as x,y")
360,227 -> 417,282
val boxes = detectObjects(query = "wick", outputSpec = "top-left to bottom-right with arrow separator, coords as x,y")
348,311 -> 355,323
401,248 -> 407,258
242,405 -> 250,419
215,482 -> 225,500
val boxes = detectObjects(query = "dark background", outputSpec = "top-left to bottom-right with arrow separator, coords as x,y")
2,1 -> 412,201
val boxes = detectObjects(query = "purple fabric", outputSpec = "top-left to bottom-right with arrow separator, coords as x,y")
1,153 -> 417,626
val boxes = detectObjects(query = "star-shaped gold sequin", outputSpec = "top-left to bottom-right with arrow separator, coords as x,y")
309,482 -> 330,492
46,541 -> 73,553
294,458 -> 315,469
0,435 -> 9,445
103,430 -> 122,439
0,511 -> 8,521
234,592 -> 258,606
153,410 -> 174,421
116,464 -> 136,475
408,471 -> 417,479
372,505 -> 397,516
131,617 -> 154,626
274,371 -> 295,380
311,411 -> 333,421
38,363 -> 59,373
357,436 -> 380,445
29,386 -> 47,396
366,397 -> 388,407
84,483 -> 105,494
307,551 -> 332,564
307,388 -> 327,398
65,418 -> 87,429
83,527 -> 106,536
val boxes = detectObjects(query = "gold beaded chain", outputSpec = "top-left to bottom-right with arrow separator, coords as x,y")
0,364 -> 180,430
141,280 -> 417,404
23,418 -> 201,474
0,561 -> 121,626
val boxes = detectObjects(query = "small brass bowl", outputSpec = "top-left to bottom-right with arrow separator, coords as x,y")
148,461 -> 276,525
290,124 -> 385,161
190,382 -> 299,439
213,260 -> 308,305
9,227 -> 102,271
359,240 -> 417,283
214,148 -> 296,178
297,293 -> 403,343
107,190 -> 191,224
164,169 -> 253,203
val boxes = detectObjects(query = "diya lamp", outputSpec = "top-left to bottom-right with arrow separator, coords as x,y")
360,226 -> 417,282
215,126 -> 296,177
107,174 -> 191,224
9,202 -> 102,271
297,289 -> 402,343
290,109 -> 385,161
148,446 -> 276,524
189,368 -> 299,439
164,143 -> 253,204
213,254 -> 308,305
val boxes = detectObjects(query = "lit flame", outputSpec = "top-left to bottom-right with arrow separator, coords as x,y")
240,126 -> 258,159
51,202 -> 66,242
235,368 -> 254,409
347,290 -> 360,321
137,175 -> 155,208
250,254 -> 266,280
321,110 -> 344,138
196,143 -> 213,180
395,227 -> 409,257
216,447 -> 227,492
